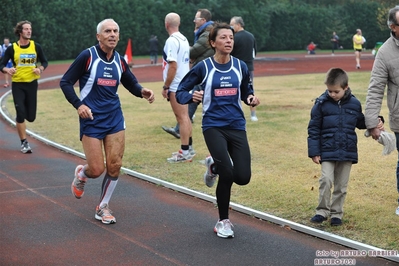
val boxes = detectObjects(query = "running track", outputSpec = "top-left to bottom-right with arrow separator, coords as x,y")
0,53 -> 396,265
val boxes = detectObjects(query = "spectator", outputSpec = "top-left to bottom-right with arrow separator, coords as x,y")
162,8 -> 214,138
162,12 -> 195,162
308,68 -> 383,226
331,31 -> 339,55
230,16 -> 258,122
364,5 -> 399,215
307,42 -> 316,54
149,35 -> 158,64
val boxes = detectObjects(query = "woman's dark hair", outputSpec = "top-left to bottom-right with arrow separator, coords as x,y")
208,22 -> 234,50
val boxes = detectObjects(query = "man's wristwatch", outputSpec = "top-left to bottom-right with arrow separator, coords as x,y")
163,85 -> 169,90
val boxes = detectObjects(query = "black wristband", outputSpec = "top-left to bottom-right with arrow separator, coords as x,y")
163,85 -> 169,90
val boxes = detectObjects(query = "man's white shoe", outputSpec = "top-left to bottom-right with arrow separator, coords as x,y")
395,206 -> 399,216
21,140 -> 32,154
167,150 -> 193,163
250,116 -> 258,122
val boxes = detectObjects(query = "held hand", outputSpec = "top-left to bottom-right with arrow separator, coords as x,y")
247,95 -> 260,107
77,104 -> 93,120
369,127 -> 381,140
312,156 -> 321,164
377,117 -> 384,131
192,90 -> 203,103
142,88 -> 155,103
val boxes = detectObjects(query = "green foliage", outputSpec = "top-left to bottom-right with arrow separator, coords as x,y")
339,1 -> 389,50
0,0 -> 393,59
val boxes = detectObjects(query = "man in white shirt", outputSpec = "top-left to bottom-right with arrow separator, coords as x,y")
162,12 -> 194,163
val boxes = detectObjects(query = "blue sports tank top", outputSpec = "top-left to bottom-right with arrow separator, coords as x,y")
80,46 -> 123,114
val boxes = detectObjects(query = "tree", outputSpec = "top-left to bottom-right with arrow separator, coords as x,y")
0,0 -> 393,59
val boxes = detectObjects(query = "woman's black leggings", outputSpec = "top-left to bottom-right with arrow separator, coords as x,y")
203,128 -> 252,220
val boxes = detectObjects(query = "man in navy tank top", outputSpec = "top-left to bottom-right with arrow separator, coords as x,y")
60,19 -> 155,224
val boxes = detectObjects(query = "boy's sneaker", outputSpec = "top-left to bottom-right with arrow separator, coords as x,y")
330,217 -> 342,226
95,204 -> 116,224
167,150 -> 193,163
396,206 -> 399,216
71,165 -> 86,199
162,126 -> 180,139
310,214 -> 327,224
204,156 -> 218,187
214,219 -> 234,238
21,140 -> 32,154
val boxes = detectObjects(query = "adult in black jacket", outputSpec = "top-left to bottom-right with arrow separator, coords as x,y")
230,16 -> 258,121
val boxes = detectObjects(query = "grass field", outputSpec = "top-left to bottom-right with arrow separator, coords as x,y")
4,71 -> 399,250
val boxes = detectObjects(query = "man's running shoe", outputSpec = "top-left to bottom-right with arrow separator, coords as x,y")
162,126 -> 180,139
172,148 -> 196,157
71,165 -> 86,199
204,156 -> 218,187
250,115 -> 258,122
167,150 -> 193,163
95,204 -> 116,224
21,140 -> 32,154
214,219 -> 234,238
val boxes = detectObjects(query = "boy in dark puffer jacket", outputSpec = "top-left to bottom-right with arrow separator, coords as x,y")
307,68 -> 383,226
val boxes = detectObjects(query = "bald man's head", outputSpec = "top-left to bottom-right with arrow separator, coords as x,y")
165,12 -> 180,27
